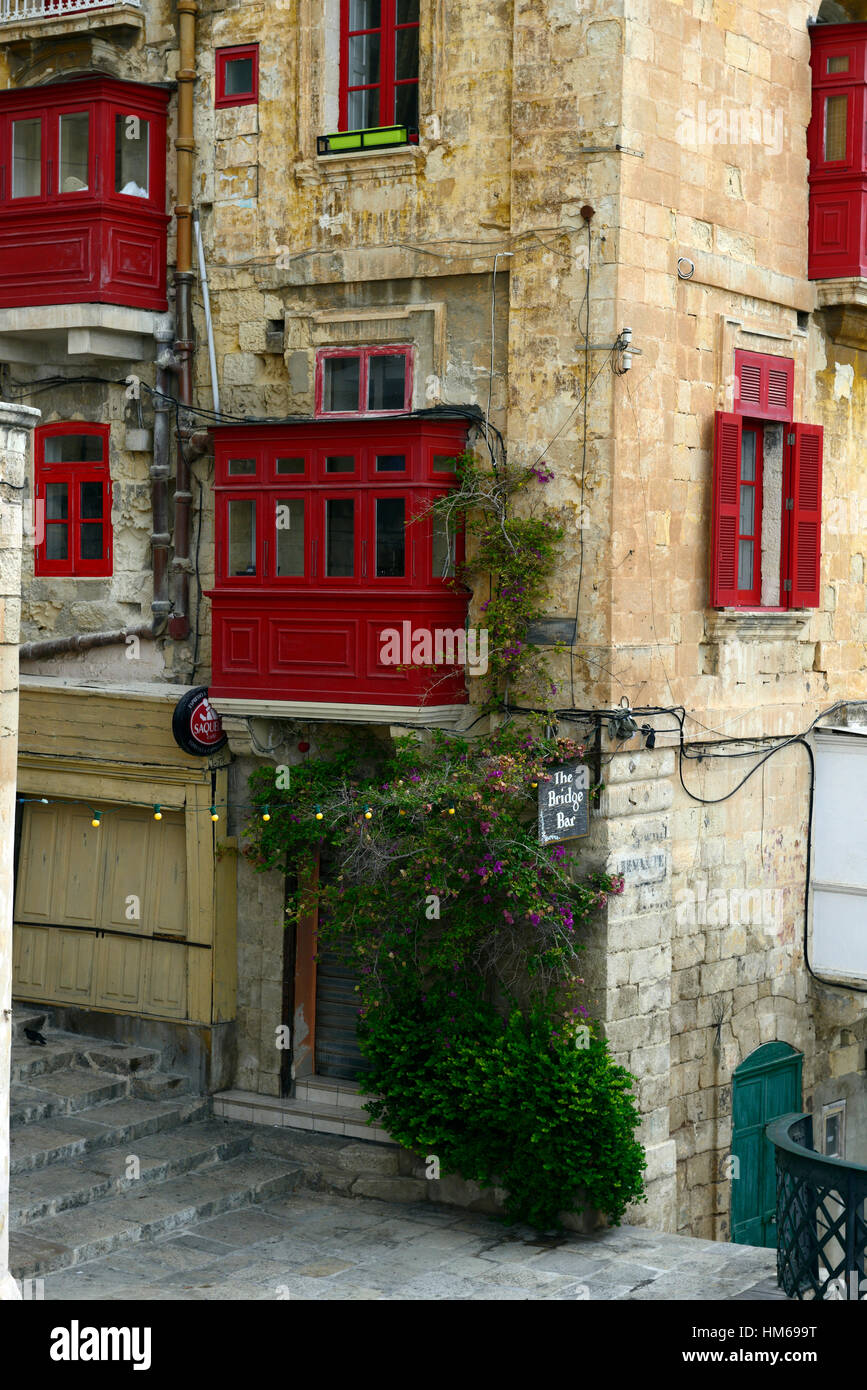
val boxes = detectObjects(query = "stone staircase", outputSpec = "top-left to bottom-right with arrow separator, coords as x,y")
8,1006 -> 304,1281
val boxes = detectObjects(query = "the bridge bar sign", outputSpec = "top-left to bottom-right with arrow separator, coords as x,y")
538,761 -> 590,844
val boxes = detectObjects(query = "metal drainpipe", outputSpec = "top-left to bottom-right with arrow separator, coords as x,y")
169,0 -> 198,642
19,625 -> 157,662
152,321 -> 175,628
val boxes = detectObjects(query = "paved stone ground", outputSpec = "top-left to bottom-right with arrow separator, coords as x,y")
38,1191 -> 782,1301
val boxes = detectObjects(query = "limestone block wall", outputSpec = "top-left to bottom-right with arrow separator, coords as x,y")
0,400 -> 39,1301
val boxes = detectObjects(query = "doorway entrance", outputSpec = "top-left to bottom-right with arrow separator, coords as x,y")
731,1041 -> 803,1246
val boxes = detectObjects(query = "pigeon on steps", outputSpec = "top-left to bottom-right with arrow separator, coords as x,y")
24,1027 -> 46,1045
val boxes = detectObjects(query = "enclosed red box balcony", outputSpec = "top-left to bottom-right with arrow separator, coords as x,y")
0,75 -> 169,312
206,417 -> 471,713
808,22 -> 867,282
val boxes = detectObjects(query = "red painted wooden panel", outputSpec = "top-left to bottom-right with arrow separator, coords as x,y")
788,423 -> 824,609
710,411 -> 742,608
0,76 -> 169,311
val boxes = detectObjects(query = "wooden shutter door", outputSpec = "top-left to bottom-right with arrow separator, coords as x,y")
710,411 -> 743,607
788,423 -> 824,608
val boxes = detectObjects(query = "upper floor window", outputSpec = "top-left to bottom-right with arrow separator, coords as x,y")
711,353 -> 822,610
339,0 -> 419,132
215,45 -> 259,109
808,24 -> 867,279
0,81 -> 165,210
34,424 -> 112,578
316,346 -> 413,415
0,77 -> 169,313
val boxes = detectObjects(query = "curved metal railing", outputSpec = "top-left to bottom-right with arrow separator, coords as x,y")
770,1112 -> 867,1300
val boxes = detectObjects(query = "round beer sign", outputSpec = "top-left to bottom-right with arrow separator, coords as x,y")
172,687 -> 228,757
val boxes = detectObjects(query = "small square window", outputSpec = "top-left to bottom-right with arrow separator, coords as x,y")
216,45 -> 259,109
827,55 -> 849,74
325,455 -> 356,473
316,347 -> 412,416
276,457 -> 305,474
228,458 -> 256,476
375,454 -> 405,472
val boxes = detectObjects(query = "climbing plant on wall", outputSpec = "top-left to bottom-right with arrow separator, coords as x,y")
245,721 -> 646,1228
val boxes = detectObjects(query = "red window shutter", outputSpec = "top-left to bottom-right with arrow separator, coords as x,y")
734,351 -> 793,422
710,411 -> 743,607
788,422 -> 823,608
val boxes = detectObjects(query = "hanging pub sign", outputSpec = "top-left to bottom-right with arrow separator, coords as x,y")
171,687 -> 228,757
538,761 -> 590,844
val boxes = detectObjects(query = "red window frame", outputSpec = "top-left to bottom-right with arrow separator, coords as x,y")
315,346 -> 414,416
339,0 -> 420,132
710,412 -> 823,610
215,45 -> 260,110
212,421 -> 465,594
0,81 -> 167,214
34,423 -> 112,578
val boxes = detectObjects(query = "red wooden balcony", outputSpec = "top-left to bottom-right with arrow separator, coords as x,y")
206,418 -> 472,712
809,22 -> 867,282
0,76 -> 168,313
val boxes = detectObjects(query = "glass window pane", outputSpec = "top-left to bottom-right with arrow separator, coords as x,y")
323,357 -> 361,412
376,497 -> 405,577
45,483 -> 68,521
326,499 -> 354,577
739,485 -> 754,537
45,526 -> 68,561
349,0 -> 380,27
228,458 -> 256,476
115,114 -> 150,198
394,83 -> 419,130
224,57 -> 254,96
59,112 -> 89,193
376,454 -> 405,472
228,499 -> 256,575
738,539 -> 753,591
80,481 -> 103,519
276,457 -> 304,474
275,498 -> 305,577
12,119 -> 41,199
44,433 -> 103,463
432,512 -> 454,578
395,27 -> 419,82
397,0 -> 419,21
80,523 -> 103,560
325,455 -> 355,473
348,87 -> 380,129
824,94 -> 847,161
827,55 -> 849,74
368,354 -> 407,410
349,33 -> 380,87
432,454 -> 457,472
740,432 -> 756,481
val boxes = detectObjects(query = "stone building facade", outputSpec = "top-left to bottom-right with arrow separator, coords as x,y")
1,0 -> 865,1244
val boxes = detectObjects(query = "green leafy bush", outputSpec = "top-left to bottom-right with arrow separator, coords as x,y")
360,980 -> 646,1229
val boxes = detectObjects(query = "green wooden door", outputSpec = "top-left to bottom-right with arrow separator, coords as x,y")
731,1042 -> 802,1247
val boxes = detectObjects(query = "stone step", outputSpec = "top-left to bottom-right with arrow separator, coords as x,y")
11,1035 -> 162,1085
10,1069 -> 130,1127
294,1076 -> 364,1110
10,1095 -> 210,1175
213,1088 -> 393,1143
10,1121 -> 253,1226
9,1154 -> 304,1280
11,1006 -> 52,1043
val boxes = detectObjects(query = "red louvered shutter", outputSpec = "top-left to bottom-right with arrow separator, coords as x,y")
710,411 -> 743,607
734,351 -> 793,422
788,422 -> 823,608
